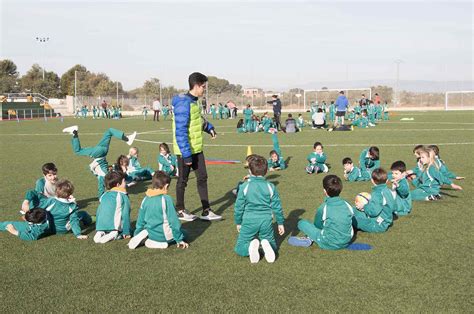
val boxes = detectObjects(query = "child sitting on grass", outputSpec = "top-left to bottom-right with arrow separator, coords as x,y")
268,131 -> 286,171
306,141 -> 328,174
234,155 -> 285,263
232,154 -> 258,196
22,179 -> 91,239
359,146 -> 380,177
128,171 -> 188,250
236,118 -> 247,133
353,168 -> 396,233
127,147 -> 154,181
94,171 -> 131,244
294,175 -> 354,249
342,157 -> 370,182
428,145 -> 465,181
0,208 -> 49,241
390,161 -> 412,216
35,162 -> 58,198
157,142 -> 178,177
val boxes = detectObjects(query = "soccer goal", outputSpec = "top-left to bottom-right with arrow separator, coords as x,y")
445,91 -> 474,111
303,88 -> 372,111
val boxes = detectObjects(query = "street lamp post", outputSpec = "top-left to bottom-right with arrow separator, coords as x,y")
35,37 -> 50,80
394,59 -> 403,106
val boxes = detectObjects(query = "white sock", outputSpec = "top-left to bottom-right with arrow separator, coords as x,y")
145,239 -> 169,249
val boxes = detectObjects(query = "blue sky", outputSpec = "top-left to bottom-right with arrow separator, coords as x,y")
1,0 -> 472,90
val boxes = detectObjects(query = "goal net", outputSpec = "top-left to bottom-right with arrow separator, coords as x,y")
303,88 -> 372,111
445,91 -> 474,110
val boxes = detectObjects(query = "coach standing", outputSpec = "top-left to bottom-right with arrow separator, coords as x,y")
172,72 -> 221,222
267,95 -> 282,130
335,91 -> 349,126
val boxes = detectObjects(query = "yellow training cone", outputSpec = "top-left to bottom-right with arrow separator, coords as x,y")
247,145 -> 253,157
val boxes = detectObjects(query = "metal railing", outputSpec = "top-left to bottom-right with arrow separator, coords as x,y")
5,92 -> 49,104
5,108 -> 56,120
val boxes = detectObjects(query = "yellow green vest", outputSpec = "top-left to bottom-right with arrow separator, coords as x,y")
173,99 -> 203,156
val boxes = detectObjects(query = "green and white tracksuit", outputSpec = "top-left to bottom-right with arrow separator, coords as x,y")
297,117 -> 305,130
234,176 -> 285,256
353,184 -> 396,233
94,187 -> 131,242
267,133 -> 286,170
128,156 -> 153,180
359,148 -> 380,177
157,153 -> 178,177
435,157 -> 457,181
306,152 -> 328,174
298,196 -> 354,250
133,189 -> 185,245
261,117 -> 273,133
0,220 -> 49,241
352,116 -> 369,128
26,193 -> 91,237
345,166 -> 370,182
243,108 -> 253,131
392,178 -> 412,216
71,128 -> 127,197
410,165 -> 442,201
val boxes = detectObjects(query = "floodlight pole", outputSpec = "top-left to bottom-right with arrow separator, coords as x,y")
35,36 -> 50,80
394,59 -> 403,106
116,82 -> 119,107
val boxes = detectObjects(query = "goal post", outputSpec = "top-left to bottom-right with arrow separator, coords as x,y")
303,88 -> 372,111
445,91 -> 474,111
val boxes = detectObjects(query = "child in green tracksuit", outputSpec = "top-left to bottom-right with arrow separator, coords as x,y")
127,147 -> 154,181
128,171 -> 188,250
234,155 -> 285,263
236,119 -> 247,133
306,141 -> 329,174
94,171 -> 131,243
22,179 -> 91,239
359,146 -> 380,177
352,110 -> 369,128
268,132 -> 286,171
157,143 -> 178,177
62,125 -> 137,197
297,114 -> 305,131
142,106 -> 148,120
407,148 -> 462,200
329,101 -> 336,122
218,103 -> 224,119
428,145 -> 465,181
297,175 -> 354,250
162,105 -> 170,120
0,208 -> 49,241
261,113 -> 273,133
210,104 -> 217,120
390,161 -> 412,216
35,162 -> 58,198
342,157 -> 370,182
353,168 -> 396,233
383,102 -> 389,120
92,106 -> 98,119
243,104 -> 253,132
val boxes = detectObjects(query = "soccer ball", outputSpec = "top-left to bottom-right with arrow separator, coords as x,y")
355,192 -> 371,207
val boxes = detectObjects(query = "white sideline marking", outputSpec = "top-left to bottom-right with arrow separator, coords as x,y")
134,138 -> 474,148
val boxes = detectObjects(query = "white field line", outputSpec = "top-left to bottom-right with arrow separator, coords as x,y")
1,128 -> 474,137
134,138 -> 474,148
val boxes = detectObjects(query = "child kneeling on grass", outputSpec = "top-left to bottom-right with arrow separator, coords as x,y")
352,168 -> 396,233
128,171 -> 188,250
94,171 -> 131,244
234,155 -> 285,263
0,208 -> 49,241
294,175 -> 354,250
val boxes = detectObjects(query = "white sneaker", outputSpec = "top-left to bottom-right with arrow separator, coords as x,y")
178,210 -> 197,221
62,125 -> 78,134
126,131 -> 137,146
128,230 -> 149,249
249,239 -> 260,264
261,239 -> 276,263
232,189 -> 238,196
126,181 -> 137,187
200,209 -> 222,221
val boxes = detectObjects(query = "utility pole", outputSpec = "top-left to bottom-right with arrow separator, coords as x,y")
394,59 -> 403,106
74,70 -> 77,112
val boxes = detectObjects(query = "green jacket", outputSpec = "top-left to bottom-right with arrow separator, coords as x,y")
95,187 -> 131,235
312,196 -> 354,250
307,152 -> 327,168
393,178 -> 412,215
134,190 -> 184,243
234,176 -> 284,226
359,148 -> 380,173
361,184 -> 396,230
37,197 -> 83,237
158,153 -> 178,176
345,166 -> 370,182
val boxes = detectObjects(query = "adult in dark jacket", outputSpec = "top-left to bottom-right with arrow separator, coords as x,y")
267,95 -> 282,130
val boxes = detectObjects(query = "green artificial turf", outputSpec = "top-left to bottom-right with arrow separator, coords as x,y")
0,111 -> 473,312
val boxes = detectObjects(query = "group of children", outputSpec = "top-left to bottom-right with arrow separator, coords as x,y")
142,104 -> 171,121
0,123 -> 465,266
74,104 -> 123,120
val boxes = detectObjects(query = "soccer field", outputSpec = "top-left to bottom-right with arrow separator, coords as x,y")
0,111 -> 473,312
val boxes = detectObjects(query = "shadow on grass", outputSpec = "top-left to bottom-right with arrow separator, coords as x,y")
275,208 -> 305,248
77,197 -> 99,209
439,191 -> 460,198
185,189 -> 236,244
